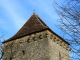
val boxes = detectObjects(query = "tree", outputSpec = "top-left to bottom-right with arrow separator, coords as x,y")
53,0 -> 80,60
0,42 -> 2,60
0,33 -> 6,60
0,35 -> 3,60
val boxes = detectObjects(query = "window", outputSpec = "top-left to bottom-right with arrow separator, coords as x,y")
22,50 -> 25,55
27,38 -> 30,43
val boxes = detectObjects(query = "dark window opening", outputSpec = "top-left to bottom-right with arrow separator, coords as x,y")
27,39 -> 30,43
22,50 -> 25,55
39,35 -> 42,39
33,37 -> 36,41
10,57 -> 12,60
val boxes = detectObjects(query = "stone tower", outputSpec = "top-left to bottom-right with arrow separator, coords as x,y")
2,13 -> 70,60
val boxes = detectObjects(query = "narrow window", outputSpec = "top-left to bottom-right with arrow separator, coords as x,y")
39,35 -> 42,39
10,57 -> 12,60
33,37 -> 36,41
22,50 -> 25,55
27,39 -> 30,43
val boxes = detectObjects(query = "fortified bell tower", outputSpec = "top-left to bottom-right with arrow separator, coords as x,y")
2,13 -> 70,60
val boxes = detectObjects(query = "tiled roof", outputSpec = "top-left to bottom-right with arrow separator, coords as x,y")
3,13 -> 69,45
3,13 -> 49,43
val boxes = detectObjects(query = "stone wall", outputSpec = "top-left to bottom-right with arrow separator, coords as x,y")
2,30 -> 70,60
47,31 -> 70,60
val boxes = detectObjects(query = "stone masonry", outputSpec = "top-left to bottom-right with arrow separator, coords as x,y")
2,30 -> 70,60
2,13 -> 70,60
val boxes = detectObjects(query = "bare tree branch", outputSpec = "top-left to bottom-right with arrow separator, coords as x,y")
53,0 -> 80,60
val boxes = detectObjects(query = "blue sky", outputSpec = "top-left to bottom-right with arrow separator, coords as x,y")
0,0 -> 64,42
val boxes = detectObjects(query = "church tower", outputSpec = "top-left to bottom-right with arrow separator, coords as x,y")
2,13 -> 70,60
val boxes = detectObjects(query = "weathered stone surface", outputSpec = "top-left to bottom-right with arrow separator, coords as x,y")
2,30 -> 70,60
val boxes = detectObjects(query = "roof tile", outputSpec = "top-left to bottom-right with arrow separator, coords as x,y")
3,13 -> 49,43
3,13 -> 69,45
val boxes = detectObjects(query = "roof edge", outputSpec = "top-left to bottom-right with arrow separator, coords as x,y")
3,28 -> 70,45
47,28 -> 70,45
2,29 -> 48,43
